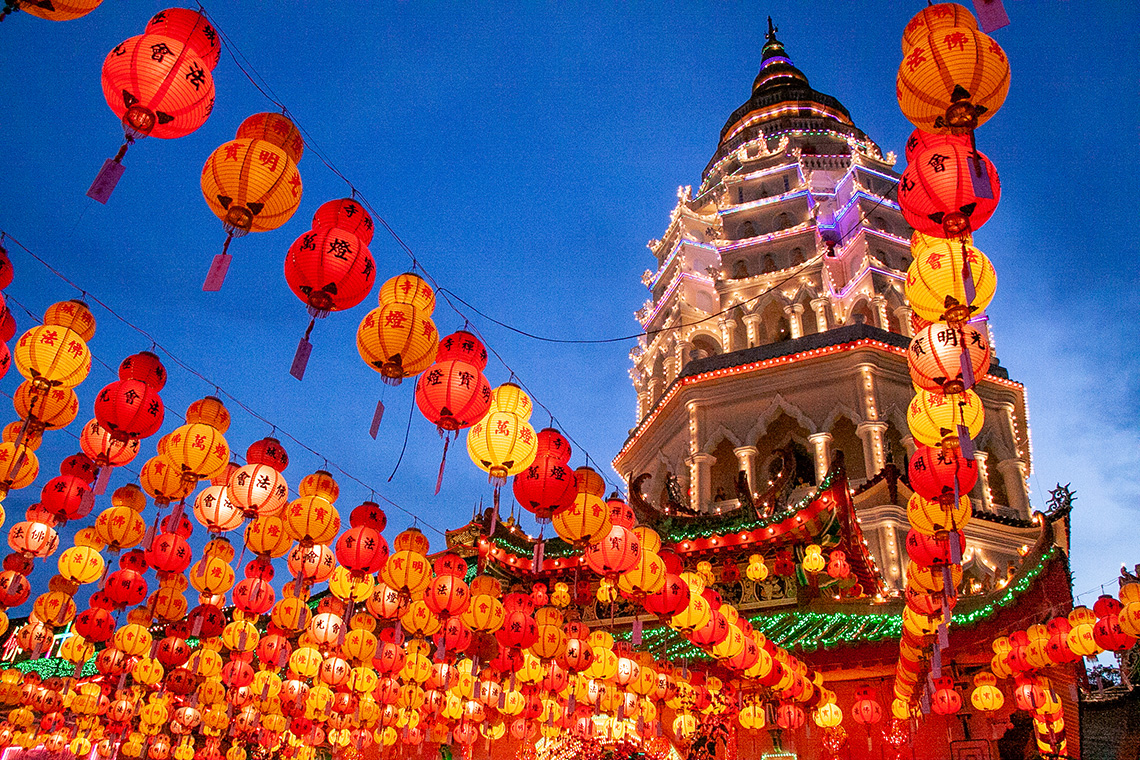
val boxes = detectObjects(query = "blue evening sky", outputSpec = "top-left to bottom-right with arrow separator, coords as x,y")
0,1 -> 1136,611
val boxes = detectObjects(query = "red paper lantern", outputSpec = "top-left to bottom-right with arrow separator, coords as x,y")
899,143 -> 1000,238
101,32 -> 215,140
931,677 -> 962,715
38,475 -> 92,522
334,525 -> 389,574
284,225 -> 375,315
643,574 -> 690,619
512,436 -> 577,520
144,8 -> 221,70
414,357 -> 492,432
583,524 -> 641,578
904,129 -> 970,164
904,528 -> 965,567
424,575 -> 470,618
94,379 -> 164,440
144,531 -> 193,574
908,445 -> 978,505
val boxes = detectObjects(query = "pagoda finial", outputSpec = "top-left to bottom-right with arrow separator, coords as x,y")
766,16 -> 778,42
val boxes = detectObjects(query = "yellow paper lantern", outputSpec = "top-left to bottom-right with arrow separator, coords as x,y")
357,303 -> 439,385
466,383 -> 538,484
13,325 -> 91,391
907,389 -> 984,448
906,235 -> 997,326
907,493 -> 971,535
897,23 -> 1009,133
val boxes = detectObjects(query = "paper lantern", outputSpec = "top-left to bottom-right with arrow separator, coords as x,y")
192,485 -> 243,533
334,525 -> 389,575
283,496 -> 340,546
94,378 -> 164,440
904,128 -> 971,164
139,456 -> 194,506
226,463 -> 288,517
14,0 -> 104,21
12,383 -> 78,431
897,24 -> 1009,133
899,144 -> 1001,238
907,389 -> 984,448
467,383 -> 538,484
160,422 -> 230,481
415,358 -> 493,432
356,303 -> 439,384
908,444 -> 978,504
285,225 -> 375,315
380,550 -> 432,598
906,234 -> 996,326
101,33 -> 214,141
145,8 -> 221,69
901,3 -> 978,53
552,472 -> 611,548
80,418 -> 141,468
907,493 -> 971,535
14,325 -> 91,391
908,322 -> 990,394
512,429 -> 576,520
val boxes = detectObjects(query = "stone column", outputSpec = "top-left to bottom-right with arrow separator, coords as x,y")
973,451 -> 993,512
685,453 -> 716,513
996,458 -> 1031,517
894,305 -> 914,337
810,297 -> 830,333
807,432 -> 833,484
733,446 -> 760,495
743,314 -> 763,347
856,364 -> 881,422
857,421 -> 889,477
718,319 -> 735,353
669,340 -> 690,382
872,296 -> 890,330
647,377 -> 661,408
784,304 -> 805,340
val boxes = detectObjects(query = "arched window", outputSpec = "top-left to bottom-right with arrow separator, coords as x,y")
740,220 -> 757,239
850,301 -> 875,326
790,247 -> 805,265
689,334 -> 721,361
776,212 -> 792,230
761,254 -> 778,274
732,260 -> 749,279
873,216 -> 889,233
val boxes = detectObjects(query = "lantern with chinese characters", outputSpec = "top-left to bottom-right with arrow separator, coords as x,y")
14,308 -> 93,392
908,322 -> 990,394
467,383 -> 538,515
93,9 -> 219,203
908,444 -> 978,505
899,144 -> 1001,237
906,234 -> 996,327
552,466 -> 611,548
897,12 -> 1009,133
284,199 -> 378,380
200,113 -> 304,290
512,428 -> 576,521
931,676 -> 962,715
907,389 -> 984,449
79,418 -> 141,494
415,331 -> 493,492
358,273 -> 439,386
970,671 -> 1004,712
94,352 -> 167,441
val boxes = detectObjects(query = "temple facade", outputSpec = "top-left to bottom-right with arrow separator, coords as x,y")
612,23 -> 1038,595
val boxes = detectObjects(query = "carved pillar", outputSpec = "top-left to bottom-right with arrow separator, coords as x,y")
810,297 -> 830,333
807,432 -> 833,484
973,451 -> 993,512
856,364 -> 880,422
784,304 -> 804,340
686,453 -> 716,513
996,458 -> 1031,517
872,296 -> 890,330
733,446 -> 760,495
647,377 -> 661,408
718,319 -> 735,353
894,305 -> 914,337
743,314 -> 763,347
857,421 -> 889,477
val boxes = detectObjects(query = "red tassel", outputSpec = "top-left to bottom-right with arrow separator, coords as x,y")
434,433 -> 450,495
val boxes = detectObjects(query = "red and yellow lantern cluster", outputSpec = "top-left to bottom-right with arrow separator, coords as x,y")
894,1 -> 1011,721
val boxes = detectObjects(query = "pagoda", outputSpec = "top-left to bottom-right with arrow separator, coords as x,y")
443,19 -> 1081,759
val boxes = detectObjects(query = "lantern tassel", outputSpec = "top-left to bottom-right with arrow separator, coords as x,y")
92,465 -> 112,495
202,234 -> 234,292
369,398 -> 385,440
489,501 -> 498,534
290,318 -> 316,381
87,139 -> 131,205
434,433 -> 450,495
